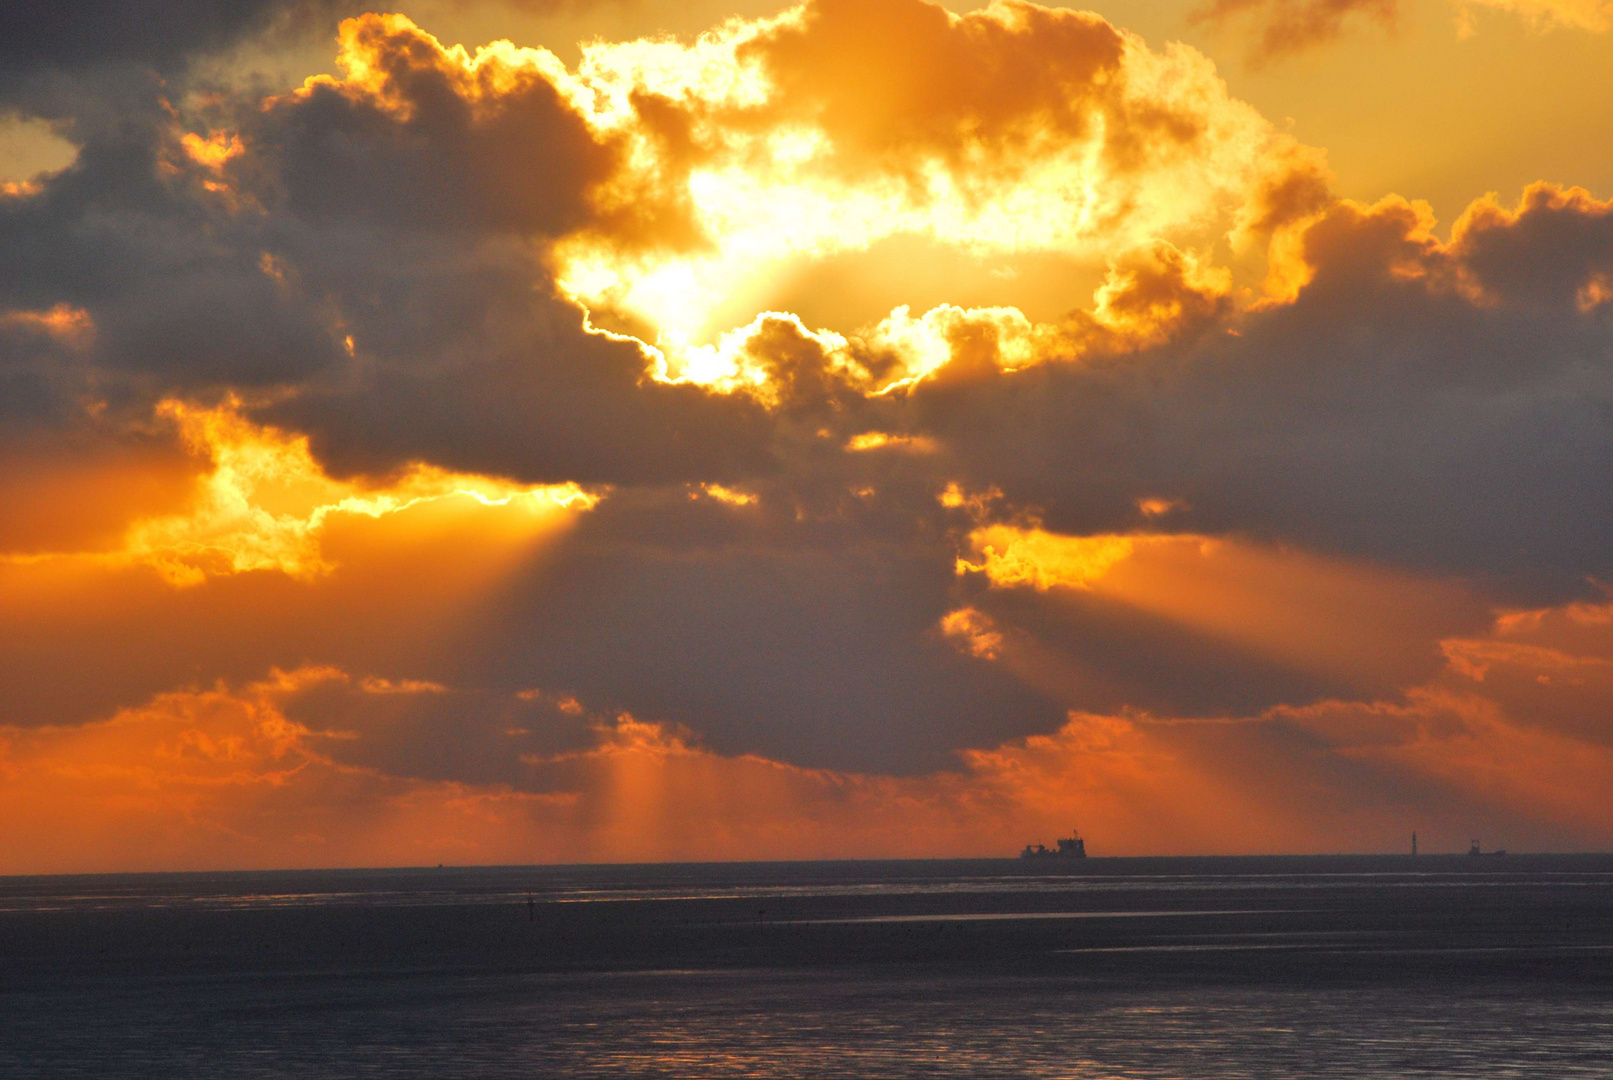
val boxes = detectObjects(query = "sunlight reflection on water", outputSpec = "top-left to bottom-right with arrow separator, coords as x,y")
4,859 -> 1611,1077
7,971 -> 1613,1078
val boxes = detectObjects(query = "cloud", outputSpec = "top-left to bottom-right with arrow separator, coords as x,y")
8,589 -> 1613,874
548,0 -> 1316,339
0,668 -> 586,873
944,519 -> 1486,713
875,184 -> 1613,592
0,1 -> 342,88
2,397 -> 596,584
1447,183 -> 1613,310
2,0 -> 1315,485
1457,0 -> 1613,31
2,0 -> 1613,866
0,25 -> 778,485
0,401 -> 604,733
959,591 -> 1613,850
243,13 -> 617,235
122,399 -> 596,584
1191,0 -> 1398,63
1193,0 -> 1612,64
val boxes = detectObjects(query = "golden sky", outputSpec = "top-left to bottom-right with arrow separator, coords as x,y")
1,0 -> 1611,871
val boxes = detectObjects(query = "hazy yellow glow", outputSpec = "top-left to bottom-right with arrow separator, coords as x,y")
0,114 -> 77,187
958,522 -> 1483,688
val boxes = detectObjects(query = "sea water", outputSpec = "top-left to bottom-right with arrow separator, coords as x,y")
3,856 -> 1611,1078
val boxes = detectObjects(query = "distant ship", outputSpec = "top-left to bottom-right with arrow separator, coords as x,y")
1467,839 -> 1506,857
1020,829 -> 1086,859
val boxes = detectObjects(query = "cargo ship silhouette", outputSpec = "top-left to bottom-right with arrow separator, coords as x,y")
1020,829 -> 1086,859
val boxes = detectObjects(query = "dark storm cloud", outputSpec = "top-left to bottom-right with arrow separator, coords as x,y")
0,113 -> 349,415
244,223 -> 776,484
279,676 -> 600,786
0,2 -> 353,429
0,0 -> 357,127
472,501 -> 1063,774
0,480 -> 1066,775
0,0 -> 342,81
0,315 -> 75,425
235,17 -> 615,236
897,190 -> 1613,598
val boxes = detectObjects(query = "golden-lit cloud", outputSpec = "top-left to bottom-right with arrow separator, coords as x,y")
644,310 -> 852,396
846,431 -> 938,453
844,243 -> 1233,392
692,481 -> 759,506
179,130 -> 243,171
6,399 -> 597,586
938,606 -> 1004,660
0,303 -> 94,347
959,523 -> 1142,591
1249,181 -> 1613,312
554,0 -> 1305,342
258,2 -> 1322,360
1445,183 -> 1613,306
1137,497 -> 1188,518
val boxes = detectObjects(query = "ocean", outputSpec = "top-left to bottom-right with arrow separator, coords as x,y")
2,856 -> 1611,1077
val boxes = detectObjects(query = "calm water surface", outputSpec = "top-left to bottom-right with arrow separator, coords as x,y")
3,857 -> 1611,1078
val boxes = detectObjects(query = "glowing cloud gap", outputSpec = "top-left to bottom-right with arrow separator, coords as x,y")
551,0 -> 1305,340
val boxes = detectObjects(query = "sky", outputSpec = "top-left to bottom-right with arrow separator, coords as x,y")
1,0 -> 1611,872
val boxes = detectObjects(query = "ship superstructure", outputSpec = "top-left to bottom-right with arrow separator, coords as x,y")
1020,830 -> 1086,859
